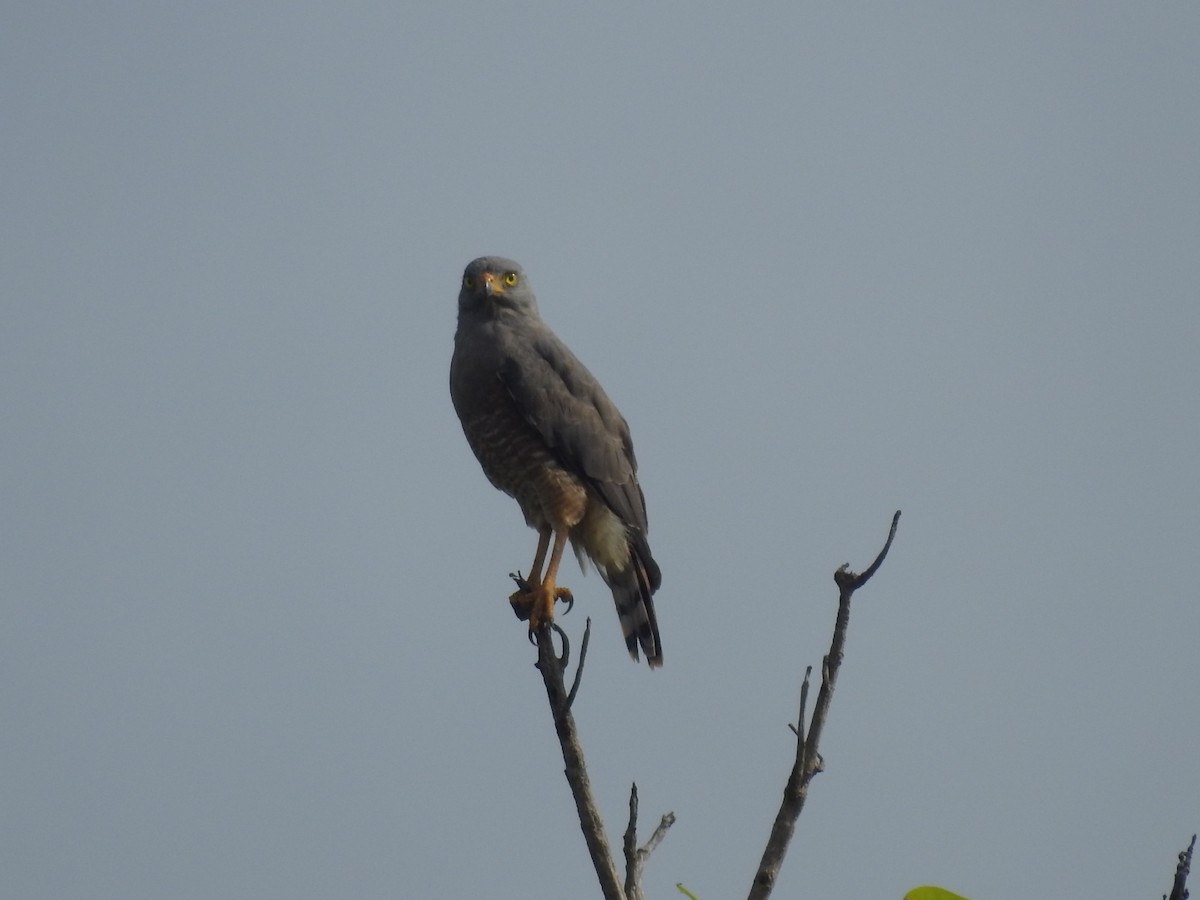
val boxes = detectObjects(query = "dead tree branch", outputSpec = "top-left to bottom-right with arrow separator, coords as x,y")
624,782 -> 676,900
1166,833 -> 1196,900
533,624 -> 625,899
532,621 -> 673,900
747,510 -> 901,900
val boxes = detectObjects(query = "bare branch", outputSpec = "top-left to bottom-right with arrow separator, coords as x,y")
624,782 -> 676,900
786,666 -> 813,741
533,624 -> 625,900
624,784 -> 642,900
747,511 -> 901,900
641,811 -> 676,862
843,508 -> 901,590
1167,833 -> 1196,900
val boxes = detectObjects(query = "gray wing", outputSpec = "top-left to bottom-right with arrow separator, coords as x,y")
497,327 -> 650,536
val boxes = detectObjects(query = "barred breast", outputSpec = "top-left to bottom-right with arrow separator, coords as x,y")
457,380 -> 589,533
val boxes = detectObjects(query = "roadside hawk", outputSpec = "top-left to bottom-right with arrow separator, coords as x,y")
450,256 -> 663,667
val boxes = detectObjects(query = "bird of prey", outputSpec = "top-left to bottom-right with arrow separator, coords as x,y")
450,256 -> 663,667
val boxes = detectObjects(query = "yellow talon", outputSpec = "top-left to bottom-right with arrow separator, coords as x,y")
508,580 -> 573,627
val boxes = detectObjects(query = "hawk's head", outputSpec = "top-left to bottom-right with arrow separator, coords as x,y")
458,256 -> 538,319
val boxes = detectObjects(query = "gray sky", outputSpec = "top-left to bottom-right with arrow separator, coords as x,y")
3,3 -> 1197,898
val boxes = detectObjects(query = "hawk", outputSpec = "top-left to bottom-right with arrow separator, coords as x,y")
450,256 -> 663,667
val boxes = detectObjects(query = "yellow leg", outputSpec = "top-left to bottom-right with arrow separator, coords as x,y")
509,527 -> 574,628
509,528 -> 550,619
525,529 -> 551,587
530,528 -> 572,628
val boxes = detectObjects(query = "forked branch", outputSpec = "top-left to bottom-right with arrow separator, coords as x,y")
624,782 -> 676,900
748,510 -> 901,900
532,620 -> 672,900
533,623 -> 624,899
524,510 -> 898,900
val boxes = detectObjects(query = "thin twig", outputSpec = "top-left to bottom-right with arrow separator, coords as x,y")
787,665 -> 813,741
641,811 -> 677,861
747,510 -> 901,900
845,508 -> 901,589
533,624 -> 625,900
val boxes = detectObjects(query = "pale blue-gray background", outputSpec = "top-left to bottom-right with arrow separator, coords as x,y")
3,3 -> 1197,898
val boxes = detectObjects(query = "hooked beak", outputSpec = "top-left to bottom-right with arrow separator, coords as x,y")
482,271 -> 504,296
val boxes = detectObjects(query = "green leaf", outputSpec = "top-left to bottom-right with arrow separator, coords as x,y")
675,883 -> 700,900
904,886 -> 971,900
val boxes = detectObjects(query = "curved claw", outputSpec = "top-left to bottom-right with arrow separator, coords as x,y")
509,577 -> 572,638
556,587 -> 575,615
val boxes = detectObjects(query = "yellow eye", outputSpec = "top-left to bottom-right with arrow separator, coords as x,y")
504,272 -> 519,286
463,275 -> 476,289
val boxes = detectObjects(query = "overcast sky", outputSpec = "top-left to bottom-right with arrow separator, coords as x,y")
3,3 -> 1197,899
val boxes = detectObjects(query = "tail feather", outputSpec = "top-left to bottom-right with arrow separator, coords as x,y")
608,547 -> 662,668
573,511 -> 663,667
